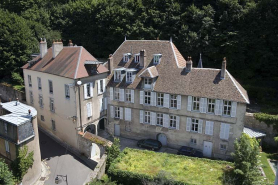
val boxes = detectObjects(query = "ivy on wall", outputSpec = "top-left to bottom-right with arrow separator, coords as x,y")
254,113 -> 278,131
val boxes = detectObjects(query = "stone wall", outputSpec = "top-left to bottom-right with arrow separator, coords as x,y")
244,113 -> 277,146
0,83 -> 25,102
91,154 -> 107,180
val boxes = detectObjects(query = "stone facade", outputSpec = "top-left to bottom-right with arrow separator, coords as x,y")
0,83 -> 25,102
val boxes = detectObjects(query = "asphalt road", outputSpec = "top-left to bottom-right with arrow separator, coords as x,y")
39,130 -> 97,185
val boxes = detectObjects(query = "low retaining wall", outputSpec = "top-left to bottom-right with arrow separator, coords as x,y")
0,83 -> 25,102
244,113 -> 277,146
91,154 -> 107,180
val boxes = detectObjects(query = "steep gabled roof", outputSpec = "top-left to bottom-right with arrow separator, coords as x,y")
107,40 -> 249,104
22,46 -> 108,79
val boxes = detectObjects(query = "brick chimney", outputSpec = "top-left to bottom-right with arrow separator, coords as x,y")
221,57 -> 226,79
186,56 -> 192,72
140,50 -> 146,68
52,39 -> 63,58
40,38 -> 47,58
108,54 -> 113,75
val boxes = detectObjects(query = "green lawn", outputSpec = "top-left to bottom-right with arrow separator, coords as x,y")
113,148 -> 233,185
260,152 -> 276,183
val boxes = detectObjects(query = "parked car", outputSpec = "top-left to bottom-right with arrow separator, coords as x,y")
177,146 -> 203,158
137,139 -> 162,151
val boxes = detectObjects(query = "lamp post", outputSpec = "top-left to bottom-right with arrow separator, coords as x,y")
55,175 -> 68,185
77,81 -> 83,131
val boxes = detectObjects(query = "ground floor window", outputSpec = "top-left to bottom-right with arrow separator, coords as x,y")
144,111 -> 150,124
220,144 -> 227,150
190,138 -> 197,145
115,107 -> 120,118
156,113 -> 163,126
191,118 -> 199,132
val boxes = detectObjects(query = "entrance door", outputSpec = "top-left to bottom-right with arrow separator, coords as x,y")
114,124 -> 120,136
157,134 -> 167,146
203,141 -> 213,157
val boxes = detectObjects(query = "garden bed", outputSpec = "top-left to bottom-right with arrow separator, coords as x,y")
108,148 -> 234,185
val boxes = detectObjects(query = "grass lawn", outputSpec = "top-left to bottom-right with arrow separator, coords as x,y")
113,148 -> 233,185
260,152 -> 276,183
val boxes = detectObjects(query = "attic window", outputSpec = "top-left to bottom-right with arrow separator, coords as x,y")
123,53 -> 131,62
134,53 -> 140,63
114,67 -> 126,82
153,54 -> 162,65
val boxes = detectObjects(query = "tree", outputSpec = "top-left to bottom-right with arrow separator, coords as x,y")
231,133 -> 261,185
0,159 -> 15,185
106,137 -> 120,170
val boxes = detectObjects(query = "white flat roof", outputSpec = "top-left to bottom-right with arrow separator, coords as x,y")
243,127 -> 266,138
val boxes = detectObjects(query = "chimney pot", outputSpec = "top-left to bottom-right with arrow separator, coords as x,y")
221,57 -> 227,79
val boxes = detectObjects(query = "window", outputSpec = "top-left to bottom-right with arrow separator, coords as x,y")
4,123 -> 7,134
39,94 -> 43,108
51,119 -> 56,131
153,55 -> 161,64
30,91 -> 33,104
99,80 -> 104,93
86,83 -> 91,97
220,144 -> 227,150
50,98 -> 55,112
134,54 -> 140,63
220,123 -> 230,140
170,95 -> 177,108
144,78 -> 152,89
65,84 -> 70,99
114,88 -> 120,101
144,91 -> 151,105
190,138 -> 197,145
156,113 -> 163,126
126,72 -> 133,83
125,89 -> 131,102
84,83 -> 93,99
193,97 -> 200,111
28,75 -> 32,87
191,118 -> 199,132
123,54 -> 130,62
207,99 -> 215,113
169,115 -> 177,128
223,100 -> 232,116
144,111 -> 150,124
157,93 -> 164,106
49,80 -> 53,94
41,115 -> 45,121
115,106 -> 120,118
37,77 -> 41,90
114,71 -> 121,82
5,140 -> 9,153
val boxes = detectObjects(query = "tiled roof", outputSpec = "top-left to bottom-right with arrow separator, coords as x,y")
139,66 -> 159,78
243,127 -> 266,138
22,46 -> 108,79
107,40 -> 249,104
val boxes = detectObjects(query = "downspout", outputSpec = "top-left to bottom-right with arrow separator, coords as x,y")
78,84 -> 83,131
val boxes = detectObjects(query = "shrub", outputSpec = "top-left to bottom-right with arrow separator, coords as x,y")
0,159 -> 14,185
254,113 -> 278,130
106,137 -> 120,171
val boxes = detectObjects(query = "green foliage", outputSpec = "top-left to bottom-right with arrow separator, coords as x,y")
88,174 -> 118,185
231,133 -> 261,185
254,113 -> 278,130
106,137 -> 120,171
11,72 -> 24,85
0,159 -> 15,185
11,145 -> 34,182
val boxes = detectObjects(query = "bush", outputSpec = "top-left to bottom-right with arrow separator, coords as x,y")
254,113 -> 278,130
0,159 -> 14,185
11,72 -> 24,86
106,137 -> 120,171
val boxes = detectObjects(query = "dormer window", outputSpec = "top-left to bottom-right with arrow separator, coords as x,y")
134,53 -> 140,63
153,54 -> 162,65
123,53 -> 131,62
114,71 -> 121,82
144,78 -> 152,89
125,68 -> 137,84
126,72 -> 132,83
114,67 -> 126,82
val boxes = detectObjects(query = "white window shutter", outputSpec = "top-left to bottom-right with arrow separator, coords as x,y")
176,116 -> 180,130
200,98 -> 204,113
177,95 -> 181,109
151,92 -> 156,106
140,110 -> 143,123
104,98 -> 107,110
215,100 -> 220,115
120,107 -> 123,119
151,112 -> 156,125
186,117 -> 191,131
84,84 -> 88,99
97,80 -> 101,94
110,87 -> 113,100
87,103 -> 92,117
225,124 -> 230,140
125,108 -> 131,121
103,79 -> 106,93
210,121 -> 214,135
163,114 -> 169,128
205,121 -> 213,135
231,102 -> 237,117
187,96 -> 192,111
119,89 -> 125,102
110,106 -> 114,118
99,98 -> 103,112
203,98 -> 207,113
220,123 -> 225,139
163,94 -> 169,108
90,83 -> 93,97
219,100 -> 223,115
140,91 -> 144,104
131,90 -> 134,103
198,119 -> 203,134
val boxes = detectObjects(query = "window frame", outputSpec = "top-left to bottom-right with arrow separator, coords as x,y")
51,119 -> 56,131
28,75 -> 32,87
29,91 -> 33,104
126,72 -> 133,83
41,115 -> 45,121
125,89 -> 131,102
169,115 -> 177,128
191,118 -> 199,132
37,77 -> 41,90
144,111 -> 151,124
114,106 -> 120,119
170,94 -> 177,109
114,88 -> 120,101
144,78 -> 152,89
144,91 -> 151,105
123,54 -> 129,62
207,99 -> 215,113
50,98 -> 55,112
4,122 -> 7,134
156,113 -> 163,126
190,138 -> 197,145
134,54 -> 140,63
99,79 -> 104,93
223,100 -> 232,116
192,97 -> 200,111
153,55 -> 161,65
157,93 -> 164,107
114,71 -> 121,82
65,84 -> 70,99
39,94 -> 43,108
48,80 -> 53,94
220,144 -> 227,151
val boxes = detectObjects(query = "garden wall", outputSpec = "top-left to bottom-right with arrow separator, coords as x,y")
0,83 -> 25,102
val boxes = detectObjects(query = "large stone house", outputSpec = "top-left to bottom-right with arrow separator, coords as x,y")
106,39 -> 249,159
0,100 -> 41,185
22,39 -> 109,151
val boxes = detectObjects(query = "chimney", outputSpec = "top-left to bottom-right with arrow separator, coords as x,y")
186,56 -> 192,72
68,40 -> 73,47
108,54 -> 113,75
15,98 -> 20,106
40,38 -> 47,58
140,50 -> 146,68
52,39 -> 63,58
221,57 -> 226,79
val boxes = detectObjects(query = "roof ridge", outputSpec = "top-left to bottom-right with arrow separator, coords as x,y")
74,46 -> 83,79
113,40 -> 126,56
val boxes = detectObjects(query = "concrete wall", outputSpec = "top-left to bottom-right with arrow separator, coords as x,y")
107,88 -> 246,159
0,83 -> 25,103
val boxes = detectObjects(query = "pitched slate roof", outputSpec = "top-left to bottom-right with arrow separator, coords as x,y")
107,40 -> 249,104
22,46 -> 108,79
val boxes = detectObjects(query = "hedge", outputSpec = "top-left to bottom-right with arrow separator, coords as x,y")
254,113 -> 278,130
